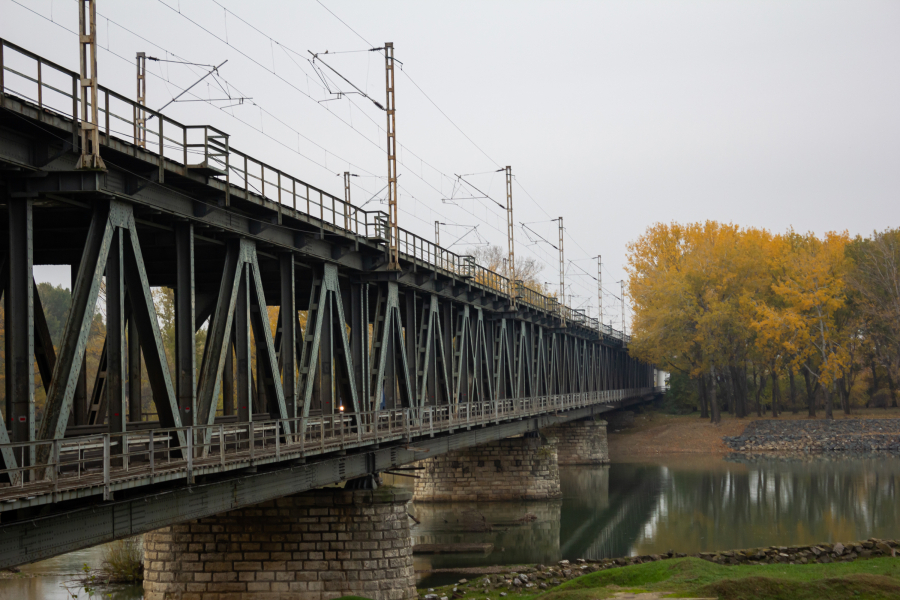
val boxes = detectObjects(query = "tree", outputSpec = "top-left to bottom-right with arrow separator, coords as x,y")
627,221 -> 771,422
847,228 -> 900,408
468,245 -> 547,294
768,231 -> 850,419
627,221 -> 858,423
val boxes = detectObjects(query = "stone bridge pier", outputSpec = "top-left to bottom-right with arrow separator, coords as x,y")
412,418 -> 609,502
143,487 -> 416,600
413,435 -> 561,502
543,417 -> 609,465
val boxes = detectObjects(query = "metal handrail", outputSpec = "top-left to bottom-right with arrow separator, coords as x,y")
0,388 -> 654,506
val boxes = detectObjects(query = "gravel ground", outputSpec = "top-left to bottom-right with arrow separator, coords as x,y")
723,418 -> 900,454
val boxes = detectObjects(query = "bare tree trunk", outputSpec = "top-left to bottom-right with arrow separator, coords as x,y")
789,368 -> 798,414
699,375 -> 709,419
724,368 -> 735,416
803,365 -> 816,418
729,366 -> 745,418
754,364 -> 762,417
824,384 -> 834,420
838,376 -> 850,415
772,369 -> 781,417
869,355 -> 880,408
710,365 -> 721,424
886,368 -> 898,409
741,365 -> 750,419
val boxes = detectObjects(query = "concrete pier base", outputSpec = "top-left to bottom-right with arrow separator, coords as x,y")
143,486 -> 416,600
413,436 -> 561,502
543,418 -> 609,465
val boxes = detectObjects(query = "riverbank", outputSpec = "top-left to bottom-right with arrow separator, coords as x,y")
607,408 -> 900,460
417,538 -> 900,600
723,418 -> 900,454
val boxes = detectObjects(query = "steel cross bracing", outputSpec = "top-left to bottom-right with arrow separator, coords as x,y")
0,37 -> 659,549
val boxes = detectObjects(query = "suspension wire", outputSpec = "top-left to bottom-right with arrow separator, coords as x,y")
455,174 -> 505,209
520,223 -> 558,250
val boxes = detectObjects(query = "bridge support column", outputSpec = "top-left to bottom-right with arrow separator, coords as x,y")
543,417 -> 609,465
413,436 -> 561,502
143,486 -> 415,600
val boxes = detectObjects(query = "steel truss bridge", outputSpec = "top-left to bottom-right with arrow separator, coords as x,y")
0,39 -> 659,568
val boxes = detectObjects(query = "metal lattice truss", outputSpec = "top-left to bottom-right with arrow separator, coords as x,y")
0,38 -> 659,543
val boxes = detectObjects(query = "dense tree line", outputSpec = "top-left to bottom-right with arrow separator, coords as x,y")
626,222 -> 900,422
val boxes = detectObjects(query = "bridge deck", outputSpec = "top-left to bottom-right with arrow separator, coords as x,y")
0,391 -> 650,512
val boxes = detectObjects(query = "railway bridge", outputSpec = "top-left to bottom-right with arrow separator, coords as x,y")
0,38 -> 660,598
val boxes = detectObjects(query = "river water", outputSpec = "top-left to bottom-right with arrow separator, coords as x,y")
4,453 -> 900,598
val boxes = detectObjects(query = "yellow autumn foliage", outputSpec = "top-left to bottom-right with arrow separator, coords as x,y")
627,221 -> 853,417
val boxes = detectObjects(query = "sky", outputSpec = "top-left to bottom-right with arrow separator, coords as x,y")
4,0 -> 899,330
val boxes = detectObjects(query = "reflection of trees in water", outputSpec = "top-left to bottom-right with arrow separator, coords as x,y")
560,465 -> 664,560
631,457 -> 900,556
410,500 -> 562,569
402,456 -> 900,569
560,466 -> 610,510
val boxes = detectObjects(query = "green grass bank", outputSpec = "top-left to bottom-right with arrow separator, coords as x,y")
417,556 -> 900,600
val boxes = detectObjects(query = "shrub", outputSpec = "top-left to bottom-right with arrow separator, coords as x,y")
871,388 -> 893,408
660,372 -> 697,414
100,536 -> 143,583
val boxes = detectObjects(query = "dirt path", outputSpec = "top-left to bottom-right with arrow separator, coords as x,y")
607,413 -> 746,459
607,408 -> 900,460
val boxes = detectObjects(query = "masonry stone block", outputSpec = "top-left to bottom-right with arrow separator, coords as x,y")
143,486 -> 415,600
542,418 -> 609,465
413,436 -> 561,501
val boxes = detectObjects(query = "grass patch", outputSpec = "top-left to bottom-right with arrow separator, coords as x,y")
539,557 -> 900,600
420,557 -> 900,600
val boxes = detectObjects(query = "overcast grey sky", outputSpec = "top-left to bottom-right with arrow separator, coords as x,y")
4,0 -> 899,328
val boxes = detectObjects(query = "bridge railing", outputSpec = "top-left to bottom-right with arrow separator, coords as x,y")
0,388 -> 652,506
0,37 -> 633,342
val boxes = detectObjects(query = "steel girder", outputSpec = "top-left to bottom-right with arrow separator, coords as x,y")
35,201 -> 186,459
195,238 -> 290,438
297,263 -> 360,426
0,197 -> 654,457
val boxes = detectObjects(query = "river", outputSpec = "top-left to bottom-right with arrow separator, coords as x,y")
4,453 -> 900,598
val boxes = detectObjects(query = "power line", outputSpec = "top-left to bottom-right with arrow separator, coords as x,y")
152,1 -> 555,270
314,0 -> 503,169
154,0 -> 510,244
314,0 -> 373,46
8,0 -> 607,316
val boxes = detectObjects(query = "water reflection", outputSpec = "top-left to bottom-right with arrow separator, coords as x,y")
0,543 -> 143,600
412,500 -> 562,570
629,455 -> 900,556
397,454 -> 900,571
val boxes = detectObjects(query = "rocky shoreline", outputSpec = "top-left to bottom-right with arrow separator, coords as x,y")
723,418 -> 900,454
418,538 -> 900,598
